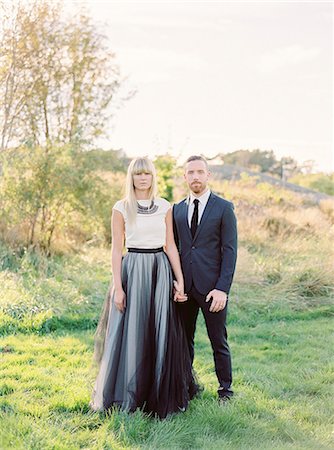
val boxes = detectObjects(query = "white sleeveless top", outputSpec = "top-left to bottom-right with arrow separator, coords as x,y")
113,197 -> 171,249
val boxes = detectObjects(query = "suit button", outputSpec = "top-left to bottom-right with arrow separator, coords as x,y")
192,246 -> 195,249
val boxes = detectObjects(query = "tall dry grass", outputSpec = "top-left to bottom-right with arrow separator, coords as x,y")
208,176 -> 334,309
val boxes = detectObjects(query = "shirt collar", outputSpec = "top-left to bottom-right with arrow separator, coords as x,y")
188,189 -> 211,205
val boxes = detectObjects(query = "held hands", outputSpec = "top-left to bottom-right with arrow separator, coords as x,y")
173,280 -> 188,303
114,288 -> 126,313
206,289 -> 227,312
113,282 -> 188,310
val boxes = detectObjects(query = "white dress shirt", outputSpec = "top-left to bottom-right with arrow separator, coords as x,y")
187,189 -> 211,227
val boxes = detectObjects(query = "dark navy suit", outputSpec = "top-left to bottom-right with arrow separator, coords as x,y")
173,192 -> 237,392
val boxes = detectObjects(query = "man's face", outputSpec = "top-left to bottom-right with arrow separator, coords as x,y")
184,160 -> 210,195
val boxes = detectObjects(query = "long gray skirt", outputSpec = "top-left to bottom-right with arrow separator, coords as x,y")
90,250 -> 196,418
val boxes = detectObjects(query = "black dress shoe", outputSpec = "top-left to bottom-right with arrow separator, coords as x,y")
217,387 -> 233,404
218,395 -> 232,405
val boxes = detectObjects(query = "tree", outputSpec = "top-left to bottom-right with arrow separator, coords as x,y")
222,149 -> 278,173
0,0 -> 123,151
154,154 -> 177,202
0,0 -> 130,253
221,150 -> 253,168
221,149 -> 300,177
0,145 -> 113,253
84,149 -> 130,173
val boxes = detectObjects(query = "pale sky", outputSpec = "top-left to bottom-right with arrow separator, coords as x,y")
71,1 -> 333,172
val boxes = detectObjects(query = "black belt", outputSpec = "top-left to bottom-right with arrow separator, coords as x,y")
127,247 -> 163,253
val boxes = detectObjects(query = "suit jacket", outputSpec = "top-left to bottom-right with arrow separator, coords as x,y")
173,192 -> 237,295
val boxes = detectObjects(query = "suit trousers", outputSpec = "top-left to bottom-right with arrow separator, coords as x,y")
178,285 -> 233,393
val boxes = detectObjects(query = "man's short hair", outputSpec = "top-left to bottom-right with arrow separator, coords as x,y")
184,155 -> 209,169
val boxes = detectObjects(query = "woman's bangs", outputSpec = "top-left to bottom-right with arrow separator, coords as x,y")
133,159 -> 153,175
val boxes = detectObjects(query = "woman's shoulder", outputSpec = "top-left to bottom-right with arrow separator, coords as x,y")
112,199 -> 126,213
155,197 -> 171,210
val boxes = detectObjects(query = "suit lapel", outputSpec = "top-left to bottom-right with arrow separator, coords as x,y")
193,193 -> 216,242
182,198 -> 192,240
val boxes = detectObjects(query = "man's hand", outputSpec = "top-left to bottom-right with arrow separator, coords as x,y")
173,280 -> 188,302
205,289 -> 227,312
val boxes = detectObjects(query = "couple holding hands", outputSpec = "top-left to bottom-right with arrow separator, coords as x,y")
90,155 -> 237,419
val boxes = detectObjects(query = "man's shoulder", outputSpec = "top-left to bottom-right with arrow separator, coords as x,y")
211,192 -> 234,209
173,198 -> 187,209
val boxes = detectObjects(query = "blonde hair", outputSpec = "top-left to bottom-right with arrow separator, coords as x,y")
124,157 -> 158,224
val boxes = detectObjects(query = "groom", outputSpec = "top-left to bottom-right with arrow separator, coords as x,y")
173,155 -> 237,402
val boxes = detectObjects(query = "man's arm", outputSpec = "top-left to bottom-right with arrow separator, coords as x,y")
215,203 -> 238,295
172,204 -> 180,251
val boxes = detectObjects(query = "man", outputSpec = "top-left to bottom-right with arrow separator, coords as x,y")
173,155 -> 237,403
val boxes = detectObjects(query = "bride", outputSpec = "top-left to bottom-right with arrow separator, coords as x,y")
90,156 -> 198,418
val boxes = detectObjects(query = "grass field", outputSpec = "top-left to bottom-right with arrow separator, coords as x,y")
1,179 -> 334,449
1,241 -> 333,450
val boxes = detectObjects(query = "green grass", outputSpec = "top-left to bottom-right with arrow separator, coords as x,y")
0,245 -> 333,449
1,318 -> 333,449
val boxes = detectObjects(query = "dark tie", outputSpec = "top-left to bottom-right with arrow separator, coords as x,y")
191,199 -> 199,238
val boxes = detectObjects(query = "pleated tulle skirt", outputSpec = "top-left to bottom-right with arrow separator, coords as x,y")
90,250 -> 197,419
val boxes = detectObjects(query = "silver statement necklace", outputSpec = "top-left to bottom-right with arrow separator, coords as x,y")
137,199 -> 158,215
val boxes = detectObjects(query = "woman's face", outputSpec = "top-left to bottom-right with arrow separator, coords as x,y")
133,171 -> 153,191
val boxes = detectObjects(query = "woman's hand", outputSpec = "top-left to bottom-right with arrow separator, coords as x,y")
114,288 -> 126,312
173,280 -> 188,303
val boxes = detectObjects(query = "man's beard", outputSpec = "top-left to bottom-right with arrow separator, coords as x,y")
190,182 -> 205,194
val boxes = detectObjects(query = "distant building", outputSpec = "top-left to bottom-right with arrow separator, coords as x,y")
206,154 -> 224,166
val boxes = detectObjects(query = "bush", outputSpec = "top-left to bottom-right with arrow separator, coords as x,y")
289,173 -> 334,196
0,145 -> 117,253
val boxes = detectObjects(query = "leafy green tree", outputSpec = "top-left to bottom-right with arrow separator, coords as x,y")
154,154 -> 177,202
0,0 -> 131,253
0,145 -> 113,253
0,0 -> 124,151
221,150 -> 253,167
222,149 -> 299,177
222,149 -> 277,172
84,149 -> 130,173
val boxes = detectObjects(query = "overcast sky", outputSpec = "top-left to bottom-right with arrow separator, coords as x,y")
70,1 -> 333,172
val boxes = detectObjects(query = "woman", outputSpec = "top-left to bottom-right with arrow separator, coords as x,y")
90,156 -> 197,418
